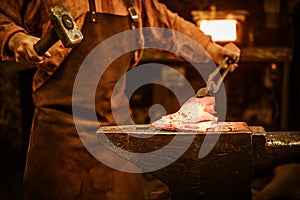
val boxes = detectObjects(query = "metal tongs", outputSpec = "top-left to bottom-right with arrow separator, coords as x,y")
196,56 -> 233,97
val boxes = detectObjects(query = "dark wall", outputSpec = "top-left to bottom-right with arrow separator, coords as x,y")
159,0 -> 293,47
0,63 -> 34,165
290,3 -> 300,130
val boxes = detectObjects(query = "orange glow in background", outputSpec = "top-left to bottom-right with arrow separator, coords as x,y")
200,20 -> 237,42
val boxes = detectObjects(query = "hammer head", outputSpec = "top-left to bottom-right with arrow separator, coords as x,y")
48,4 -> 83,48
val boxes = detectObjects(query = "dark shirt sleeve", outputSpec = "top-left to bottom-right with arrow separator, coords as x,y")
0,1 -> 28,61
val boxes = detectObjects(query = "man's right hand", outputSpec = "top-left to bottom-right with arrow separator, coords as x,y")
8,32 -> 51,67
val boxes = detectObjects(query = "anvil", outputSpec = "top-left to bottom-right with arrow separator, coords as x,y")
96,122 -> 300,200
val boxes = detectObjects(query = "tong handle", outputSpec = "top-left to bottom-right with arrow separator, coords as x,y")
208,56 -> 232,93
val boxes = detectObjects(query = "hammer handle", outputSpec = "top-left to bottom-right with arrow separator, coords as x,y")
34,29 -> 59,56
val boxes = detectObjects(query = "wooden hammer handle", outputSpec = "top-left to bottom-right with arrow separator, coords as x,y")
34,28 -> 59,56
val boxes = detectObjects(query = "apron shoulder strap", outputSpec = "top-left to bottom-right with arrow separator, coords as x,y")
88,0 -> 97,22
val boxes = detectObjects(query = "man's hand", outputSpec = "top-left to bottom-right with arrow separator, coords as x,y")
206,42 -> 241,72
8,32 -> 51,67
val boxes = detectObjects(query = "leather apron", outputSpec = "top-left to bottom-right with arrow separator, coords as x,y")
23,1 -> 146,199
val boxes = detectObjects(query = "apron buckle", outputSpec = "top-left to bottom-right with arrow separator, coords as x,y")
128,6 -> 138,29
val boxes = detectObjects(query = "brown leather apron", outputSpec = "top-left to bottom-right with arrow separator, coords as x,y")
23,1 -> 146,199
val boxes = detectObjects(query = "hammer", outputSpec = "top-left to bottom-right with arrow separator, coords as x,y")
34,4 -> 83,56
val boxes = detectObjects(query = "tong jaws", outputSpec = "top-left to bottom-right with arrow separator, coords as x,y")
196,56 -> 232,97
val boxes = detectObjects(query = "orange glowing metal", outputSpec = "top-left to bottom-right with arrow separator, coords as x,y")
200,20 -> 237,42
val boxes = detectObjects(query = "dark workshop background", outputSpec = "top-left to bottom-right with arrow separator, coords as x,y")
0,0 -> 300,199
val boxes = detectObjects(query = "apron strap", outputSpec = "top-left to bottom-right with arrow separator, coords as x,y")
88,0 -> 97,22
88,0 -> 139,27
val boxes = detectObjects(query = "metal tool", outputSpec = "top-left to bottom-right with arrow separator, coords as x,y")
196,56 -> 233,97
34,4 -> 83,56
